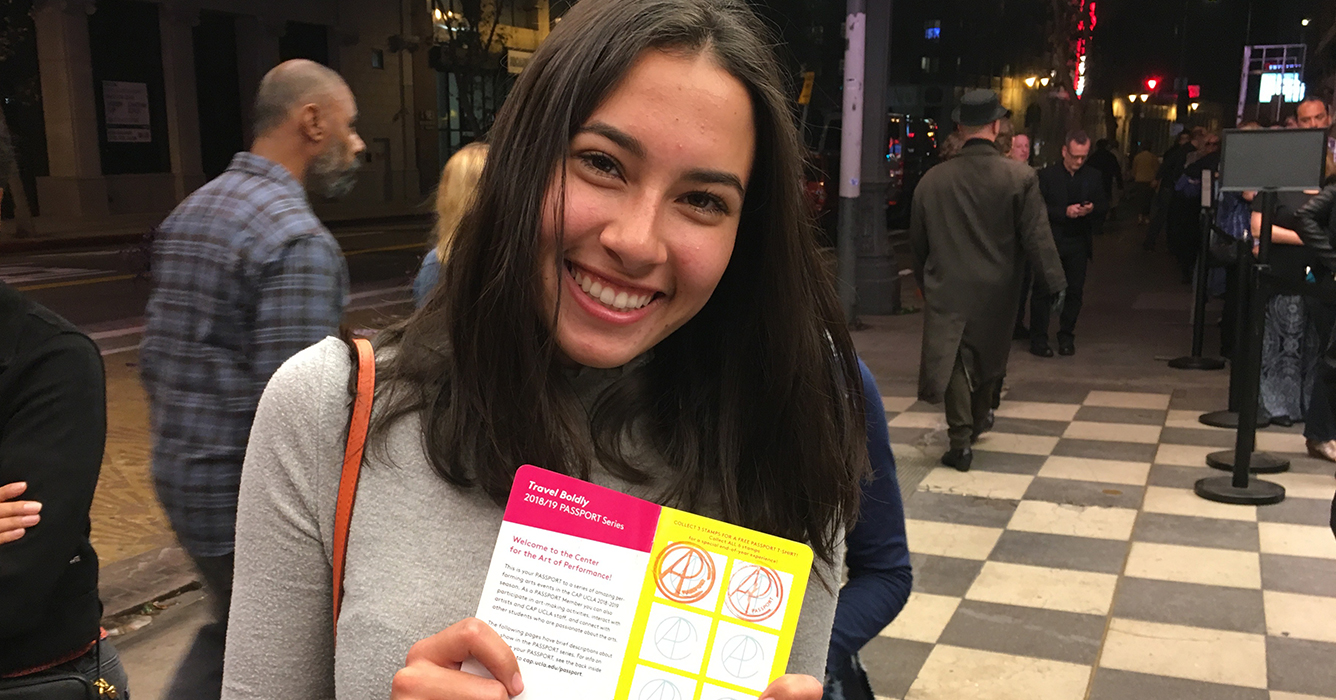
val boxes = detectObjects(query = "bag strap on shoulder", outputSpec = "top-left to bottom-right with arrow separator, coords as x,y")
333,337 -> 375,636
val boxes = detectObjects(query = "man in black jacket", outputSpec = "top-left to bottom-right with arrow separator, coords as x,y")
0,281 -> 129,695
1031,130 -> 1109,357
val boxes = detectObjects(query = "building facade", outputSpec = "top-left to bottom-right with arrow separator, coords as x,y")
17,0 -> 551,233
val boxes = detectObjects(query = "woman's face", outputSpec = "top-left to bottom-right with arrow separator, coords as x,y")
539,50 -> 756,368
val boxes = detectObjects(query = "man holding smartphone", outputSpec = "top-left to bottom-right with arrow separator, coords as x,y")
1030,130 -> 1108,357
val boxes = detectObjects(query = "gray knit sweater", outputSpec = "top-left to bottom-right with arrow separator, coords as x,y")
221,337 -> 840,700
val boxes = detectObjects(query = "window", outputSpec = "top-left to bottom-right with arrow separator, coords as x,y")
371,49 -> 385,69
925,20 -> 941,41
921,56 -> 939,74
494,0 -> 539,30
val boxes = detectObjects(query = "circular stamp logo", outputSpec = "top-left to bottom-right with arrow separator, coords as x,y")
652,616 -> 698,660
639,679 -> 683,700
654,542 -> 716,604
719,634 -> 767,679
724,563 -> 784,622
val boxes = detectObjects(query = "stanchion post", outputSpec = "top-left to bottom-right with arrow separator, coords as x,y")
1169,171 -> 1225,370
1197,189 -> 1286,504
1198,216 -> 1272,429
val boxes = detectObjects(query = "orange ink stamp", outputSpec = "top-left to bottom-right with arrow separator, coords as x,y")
654,543 -> 716,604
724,564 -> 784,622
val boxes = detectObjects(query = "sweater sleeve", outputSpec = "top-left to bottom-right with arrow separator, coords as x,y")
223,338 -> 349,700
0,332 -> 104,635
825,360 -> 913,672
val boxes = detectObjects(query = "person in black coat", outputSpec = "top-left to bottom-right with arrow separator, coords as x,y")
1293,181 -> 1336,536
1030,130 -> 1108,357
1086,139 -> 1124,221
0,281 -> 130,696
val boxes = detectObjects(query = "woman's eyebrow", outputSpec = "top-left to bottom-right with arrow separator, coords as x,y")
579,121 -> 746,198
684,168 -> 746,198
578,122 -> 646,159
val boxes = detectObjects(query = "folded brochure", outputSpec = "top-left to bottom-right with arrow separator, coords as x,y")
462,464 -> 814,700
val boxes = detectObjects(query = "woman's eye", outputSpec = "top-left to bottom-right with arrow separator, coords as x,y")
684,192 -> 729,215
579,153 -> 620,177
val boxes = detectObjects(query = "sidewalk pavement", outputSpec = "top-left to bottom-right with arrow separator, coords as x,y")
852,219 -> 1336,699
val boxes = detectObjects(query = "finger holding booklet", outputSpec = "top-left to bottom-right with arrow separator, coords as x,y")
222,0 -> 868,699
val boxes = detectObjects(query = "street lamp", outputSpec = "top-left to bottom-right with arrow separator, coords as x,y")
1139,94 -> 1149,102
1039,77 -> 1050,87
1128,93 -> 1138,103
1025,76 -> 1037,87
1190,102 -> 1200,111
1301,18 -> 1310,26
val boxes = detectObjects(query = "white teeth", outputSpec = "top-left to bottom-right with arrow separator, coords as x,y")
570,266 -> 654,311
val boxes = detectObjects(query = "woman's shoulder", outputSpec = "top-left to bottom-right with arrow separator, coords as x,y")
266,336 -> 354,406
256,336 -> 357,446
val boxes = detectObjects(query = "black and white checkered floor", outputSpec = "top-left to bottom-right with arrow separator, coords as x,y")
861,384 -> 1336,700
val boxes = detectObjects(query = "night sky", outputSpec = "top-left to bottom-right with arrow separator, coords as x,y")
1089,0 -> 1326,106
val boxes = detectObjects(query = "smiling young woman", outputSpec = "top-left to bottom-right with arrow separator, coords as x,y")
223,1 -> 867,699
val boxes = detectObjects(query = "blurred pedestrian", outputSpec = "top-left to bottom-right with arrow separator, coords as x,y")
1008,132 -> 1032,165
140,59 -> 363,700
1293,131 -> 1336,462
1130,146 -> 1160,225
1253,178 -> 1327,428
1031,130 -> 1106,358
937,129 -> 967,162
1297,97 -> 1331,129
412,142 -> 488,308
911,89 -> 1065,472
1146,130 -> 1195,249
1166,130 -> 1221,283
1009,131 -> 1038,339
225,2 -> 866,699
1086,139 -> 1123,222
0,281 -> 130,698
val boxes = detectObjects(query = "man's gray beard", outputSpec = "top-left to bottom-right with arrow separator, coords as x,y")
309,145 -> 361,199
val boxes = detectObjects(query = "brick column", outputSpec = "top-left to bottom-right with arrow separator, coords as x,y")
32,0 -> 109,218
160,0 -> 205,201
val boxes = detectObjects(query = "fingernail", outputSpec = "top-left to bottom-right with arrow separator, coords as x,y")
23,502 -> 41,514
512,672 -> 524,695
21,515 -> 39,526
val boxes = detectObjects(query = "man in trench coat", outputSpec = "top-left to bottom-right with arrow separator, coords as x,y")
910,90 -> 1067,472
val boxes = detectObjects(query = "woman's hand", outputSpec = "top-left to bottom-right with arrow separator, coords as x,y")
390,618 -> 524,700
760,674 -> 823,700
0,482 -> 41,544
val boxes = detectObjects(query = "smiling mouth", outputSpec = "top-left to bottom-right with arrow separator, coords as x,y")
566,262 -> 661,312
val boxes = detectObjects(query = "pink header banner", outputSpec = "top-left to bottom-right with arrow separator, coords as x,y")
504,465 -> 660,553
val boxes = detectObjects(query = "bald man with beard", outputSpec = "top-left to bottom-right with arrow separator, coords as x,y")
140,59 -> 364,700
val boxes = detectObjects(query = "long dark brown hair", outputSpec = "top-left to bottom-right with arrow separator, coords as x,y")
370,0 -> 866,567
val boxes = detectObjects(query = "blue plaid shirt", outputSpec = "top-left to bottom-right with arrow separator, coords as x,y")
141,152 -> 348,557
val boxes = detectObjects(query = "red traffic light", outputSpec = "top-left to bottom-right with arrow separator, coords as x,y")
1145,78 -> 1159,90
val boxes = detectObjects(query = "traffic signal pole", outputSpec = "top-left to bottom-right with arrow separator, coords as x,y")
837,0 -> 866,324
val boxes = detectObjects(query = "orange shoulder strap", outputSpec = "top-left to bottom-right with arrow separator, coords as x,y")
333,337 -> 375,636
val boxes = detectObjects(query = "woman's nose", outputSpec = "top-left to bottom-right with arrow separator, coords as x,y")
599,200 -> 668,271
